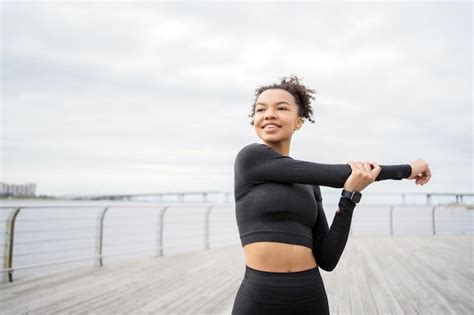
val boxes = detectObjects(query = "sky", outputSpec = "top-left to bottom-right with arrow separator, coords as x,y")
1,0 -> 472,197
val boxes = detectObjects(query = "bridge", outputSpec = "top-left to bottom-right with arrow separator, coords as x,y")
66,191 -> 473,205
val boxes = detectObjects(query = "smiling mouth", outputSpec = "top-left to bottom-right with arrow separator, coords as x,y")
262,124 -> 281,129
263,124 -> 280,131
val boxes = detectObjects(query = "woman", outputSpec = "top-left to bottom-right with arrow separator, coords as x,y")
231,75 -> 431,314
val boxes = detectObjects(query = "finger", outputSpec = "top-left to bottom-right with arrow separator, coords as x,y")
371,162 -> 382,177
423,173 -> 431,185
371,161 -> 380,169
361,162 -> 371,173
421,174 -> 429,185
419,173 -> 426,185
421,169 -> 430,185
425,168 -> 432,184
369,161 -> 376,170
418,176 -> 424,184
351,163 -> 360,172
361,162 -> 371,174
426,173 -> 431,184
354,162 -> 364,172
359,162 -> 370,170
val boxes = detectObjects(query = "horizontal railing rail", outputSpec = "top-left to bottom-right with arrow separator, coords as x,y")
48,191 -> 474,205
319,191 -> 474,206
0,198 -> 472,283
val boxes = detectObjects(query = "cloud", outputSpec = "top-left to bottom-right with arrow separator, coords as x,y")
1,1 -> 472,196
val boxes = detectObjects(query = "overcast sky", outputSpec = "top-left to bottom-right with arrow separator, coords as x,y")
1,0 -> 472,197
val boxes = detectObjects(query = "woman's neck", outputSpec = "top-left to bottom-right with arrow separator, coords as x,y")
262,140 -> 291,157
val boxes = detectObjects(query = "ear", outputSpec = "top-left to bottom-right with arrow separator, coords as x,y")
294,117 -> 304,130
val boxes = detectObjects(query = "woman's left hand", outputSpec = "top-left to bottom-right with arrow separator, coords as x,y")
407,159 -> 432,186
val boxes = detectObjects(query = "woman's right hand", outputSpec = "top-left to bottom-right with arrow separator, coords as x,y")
343,161 -> 382,192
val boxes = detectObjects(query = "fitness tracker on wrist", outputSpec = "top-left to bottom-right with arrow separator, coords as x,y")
341,189 -> 362,203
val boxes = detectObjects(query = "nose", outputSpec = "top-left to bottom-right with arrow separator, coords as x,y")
263,108 -> 277,120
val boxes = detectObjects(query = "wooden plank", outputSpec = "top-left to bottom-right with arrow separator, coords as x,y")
348,241 -> 366,315
358,237 -> 404,314
351,238 -> 379,314
374,236 -> 458,314
366,237 -> 427,314
334,241 -> 353,315
7,256 -> 189,313
389,236 -> 469,314
0,236 -> 471,314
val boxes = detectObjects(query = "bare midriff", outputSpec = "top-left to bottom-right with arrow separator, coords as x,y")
243,242 -> 318,272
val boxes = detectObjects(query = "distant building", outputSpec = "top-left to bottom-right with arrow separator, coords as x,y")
0,182 -> 36,197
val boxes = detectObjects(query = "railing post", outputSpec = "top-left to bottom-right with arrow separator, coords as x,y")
204,205 -> 214,250
203,192 -> 208,203
2,207 -> 21,283
390,206 -> 394,236
426,194 -> 432,206
95,207 -> 109,267
401,194 -> 406,206
158,206 -> 168,256
432,206 -> 436,235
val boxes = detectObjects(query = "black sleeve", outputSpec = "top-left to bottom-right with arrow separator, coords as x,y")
236,143 -> 412,188
312,185 -> 356,272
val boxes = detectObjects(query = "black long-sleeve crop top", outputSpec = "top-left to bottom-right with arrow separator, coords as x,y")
234,142 -> 412,271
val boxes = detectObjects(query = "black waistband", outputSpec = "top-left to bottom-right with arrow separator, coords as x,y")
245,264 -> 319,279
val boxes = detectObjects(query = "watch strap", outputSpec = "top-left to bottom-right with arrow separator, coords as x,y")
341,189 -> 362,203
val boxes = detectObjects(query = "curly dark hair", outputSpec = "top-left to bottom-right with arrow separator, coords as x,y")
248,74 -> 317,126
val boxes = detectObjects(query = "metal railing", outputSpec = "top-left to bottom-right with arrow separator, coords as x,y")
0,203 -> 236,283
0,193 -> 472,283
319,191 -> 474,206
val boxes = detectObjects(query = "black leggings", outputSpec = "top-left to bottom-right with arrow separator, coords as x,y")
231,265 -> 330,315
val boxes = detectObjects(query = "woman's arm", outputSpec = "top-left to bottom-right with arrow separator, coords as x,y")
374,164 -> 411,181
235,143 -> 412,188
311,185 -> 355,271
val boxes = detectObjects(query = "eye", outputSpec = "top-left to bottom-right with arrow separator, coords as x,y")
278,107 -> 287,110
256,108 -> 263,112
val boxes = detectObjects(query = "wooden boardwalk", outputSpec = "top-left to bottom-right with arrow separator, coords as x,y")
0,235 -> 472,314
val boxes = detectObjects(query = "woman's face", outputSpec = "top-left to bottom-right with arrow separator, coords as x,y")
253,88 -> 303,144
